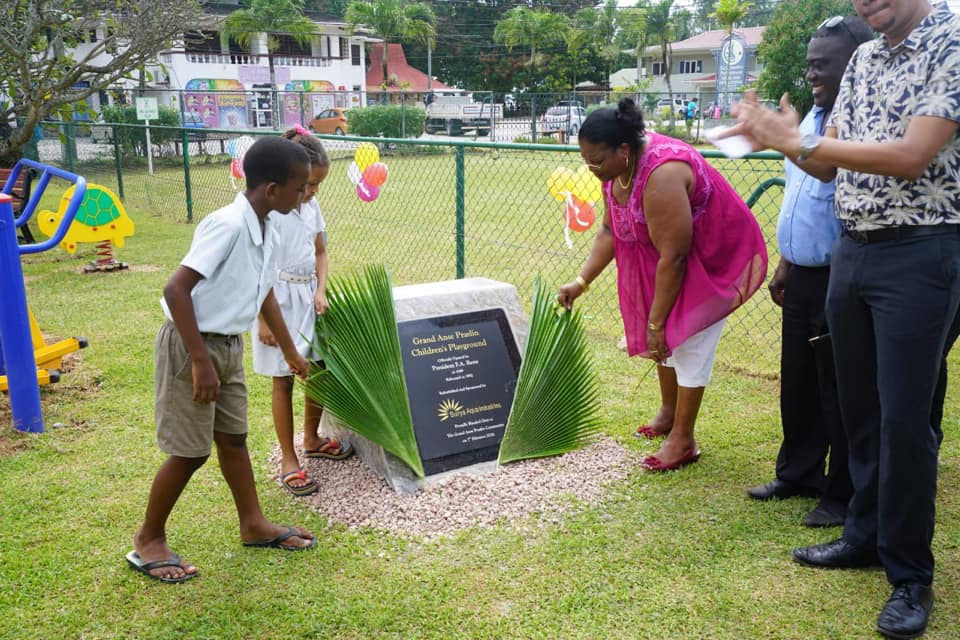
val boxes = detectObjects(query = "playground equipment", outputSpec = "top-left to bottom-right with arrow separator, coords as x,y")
0,159 -> 87,433
37,183 -> 134,272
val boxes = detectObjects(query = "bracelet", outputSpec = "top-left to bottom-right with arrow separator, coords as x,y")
575,275 -> 590,292
648,321 -> 663,331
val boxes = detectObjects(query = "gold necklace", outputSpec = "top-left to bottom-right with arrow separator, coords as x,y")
617,155 -> 635,190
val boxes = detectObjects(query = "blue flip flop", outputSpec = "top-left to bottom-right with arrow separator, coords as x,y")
242,527 -> 317,551
125,550 -> 197,583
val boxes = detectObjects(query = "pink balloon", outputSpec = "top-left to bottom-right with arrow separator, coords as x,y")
357,180 -> 380,202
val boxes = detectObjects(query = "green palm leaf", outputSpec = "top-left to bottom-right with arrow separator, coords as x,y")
304,264 -> 424,477
498,278 -> 602,464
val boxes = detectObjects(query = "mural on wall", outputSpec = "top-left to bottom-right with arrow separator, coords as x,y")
185,79 -> 247,129
283,80 -> 337,127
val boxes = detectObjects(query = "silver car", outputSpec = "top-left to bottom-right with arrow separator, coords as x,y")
540,105 -> 587,136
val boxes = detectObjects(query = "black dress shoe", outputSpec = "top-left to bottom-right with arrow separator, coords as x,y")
793,538 -> 881,569
803,499 -> 847,527
876,583 -> 933,639
746,478 -> 819,501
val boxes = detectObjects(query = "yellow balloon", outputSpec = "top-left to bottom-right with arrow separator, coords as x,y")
572,165 -> 603,203
354,142 -> 380,171
547,166 -> 575,202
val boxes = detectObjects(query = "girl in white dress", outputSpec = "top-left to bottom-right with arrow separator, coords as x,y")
252,126 -> 352,497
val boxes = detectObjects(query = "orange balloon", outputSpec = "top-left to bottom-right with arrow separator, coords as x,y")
565,195 -> 596,232
363,162 -> 389,188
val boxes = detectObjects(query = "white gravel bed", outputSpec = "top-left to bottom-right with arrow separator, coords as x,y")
270,435 -> 643,540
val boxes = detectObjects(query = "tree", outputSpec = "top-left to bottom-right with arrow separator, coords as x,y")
646,0 -> 677,126
756,0 -> 855,115
344,0 -> 435,89
223,0 -> 317,92
711,0 -> 751,111
619,5 -> 650,89
493,7 -> 569,71
0,0 -> 202,163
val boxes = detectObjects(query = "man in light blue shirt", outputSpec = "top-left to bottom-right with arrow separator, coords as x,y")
746,16 -> 873,528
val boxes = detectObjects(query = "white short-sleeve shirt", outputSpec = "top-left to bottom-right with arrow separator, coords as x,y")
273,197 -> 327,272
161,192 -> 279,335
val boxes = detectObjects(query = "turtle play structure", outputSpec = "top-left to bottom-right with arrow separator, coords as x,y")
1,159 -> 89,433
37,183 -> 135,272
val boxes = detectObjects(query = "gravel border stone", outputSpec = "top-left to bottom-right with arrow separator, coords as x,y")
270,435 -> 643,540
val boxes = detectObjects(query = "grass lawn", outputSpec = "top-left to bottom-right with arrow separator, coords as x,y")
1,147 -> 958,639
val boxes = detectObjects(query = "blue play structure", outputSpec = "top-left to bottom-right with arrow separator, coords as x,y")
0,159 -> 86,433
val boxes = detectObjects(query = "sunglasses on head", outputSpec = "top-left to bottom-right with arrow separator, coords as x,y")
818,15 -> 845,29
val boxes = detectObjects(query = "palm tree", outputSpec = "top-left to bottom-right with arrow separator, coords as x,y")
493,7 -> 569,72
223,0 -> 317,91
646,0 -> 676,127
344,0 -> 436,90
711,0 -> 752,112
619,3 -> 650,89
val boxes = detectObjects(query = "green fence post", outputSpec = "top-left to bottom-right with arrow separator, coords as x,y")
113,126 -> 124,200
182,128 -> 194,222
455,145 -> 465,279
63,121 -> 76,172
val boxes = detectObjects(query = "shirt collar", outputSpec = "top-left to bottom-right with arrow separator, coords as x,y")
237,192 -> 265,247
876,2 -> 947,56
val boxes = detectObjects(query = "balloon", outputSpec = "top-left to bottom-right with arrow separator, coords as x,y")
357,180 -> 380,202
354,142 -> 380,171
565,195 -> 596,232
230,158 -> 244,179
363,162 -> 388,188
547,166 -> 575,202
347,161 -> 362,185
572,165 -> 603,203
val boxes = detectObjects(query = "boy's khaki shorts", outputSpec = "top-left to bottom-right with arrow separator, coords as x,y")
154,321 -> 247,458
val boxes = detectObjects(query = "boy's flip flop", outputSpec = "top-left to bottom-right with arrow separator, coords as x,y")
304,437 -> 354,460
125,550 -> 197,584
242,526 -> 317,551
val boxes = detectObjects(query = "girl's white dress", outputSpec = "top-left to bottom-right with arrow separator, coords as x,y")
252,198 -> 327,376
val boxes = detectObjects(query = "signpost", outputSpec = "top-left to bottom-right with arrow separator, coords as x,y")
135,97 -> 159,175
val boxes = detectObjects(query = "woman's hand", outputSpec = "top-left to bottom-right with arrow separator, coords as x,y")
646,326 -> 668,364
557,280 -> 586,310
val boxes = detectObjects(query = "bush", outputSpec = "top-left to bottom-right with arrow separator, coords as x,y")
348,105 -> 426,138
100,104 -> 183,155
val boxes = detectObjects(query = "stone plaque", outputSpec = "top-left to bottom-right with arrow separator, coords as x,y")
398,309 -> 521,475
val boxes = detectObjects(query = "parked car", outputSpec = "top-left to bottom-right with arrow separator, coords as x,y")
655,98 -> 688,119
539,104 -> 587,136
309,107 -> 349,135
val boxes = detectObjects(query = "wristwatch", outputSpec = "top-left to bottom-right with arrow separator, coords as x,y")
796,132 -> 821,163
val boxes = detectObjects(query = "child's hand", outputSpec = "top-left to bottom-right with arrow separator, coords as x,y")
287,353 -> 311,380
315,291 -> 329,316
192,356 -> 219,403
258,322 -> 277,346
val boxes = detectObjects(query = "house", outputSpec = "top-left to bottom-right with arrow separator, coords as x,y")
365,43 -> 458,104
75,1 -> 379,130
611,26 -> 766,110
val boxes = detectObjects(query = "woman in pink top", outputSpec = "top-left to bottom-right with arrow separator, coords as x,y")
558,98 -> 767,471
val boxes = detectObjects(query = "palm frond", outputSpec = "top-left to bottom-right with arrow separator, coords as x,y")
304,264 -> 423,477
498,278 -> 602,464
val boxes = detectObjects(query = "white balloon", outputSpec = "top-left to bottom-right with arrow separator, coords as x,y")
347,161 -> 362,185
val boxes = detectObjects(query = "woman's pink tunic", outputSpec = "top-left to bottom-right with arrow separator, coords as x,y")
607,133 -> 768,357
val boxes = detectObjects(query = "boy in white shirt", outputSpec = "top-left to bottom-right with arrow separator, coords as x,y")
126,136 -> 315,583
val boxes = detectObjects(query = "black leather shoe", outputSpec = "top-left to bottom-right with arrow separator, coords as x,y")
803,499 -> 847,527
876,583 -> 933,639
793,539 -> 881,569
746,478 -> 819,501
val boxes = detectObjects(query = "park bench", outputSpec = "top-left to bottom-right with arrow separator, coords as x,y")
0,164 -> 38,244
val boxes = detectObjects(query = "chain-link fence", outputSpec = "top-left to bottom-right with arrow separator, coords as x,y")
34,121 -> 785,377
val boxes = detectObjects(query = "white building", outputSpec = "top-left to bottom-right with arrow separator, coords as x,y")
72,1 -> 378,130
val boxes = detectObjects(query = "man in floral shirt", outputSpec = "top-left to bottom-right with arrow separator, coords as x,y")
724,1 -> 960,638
